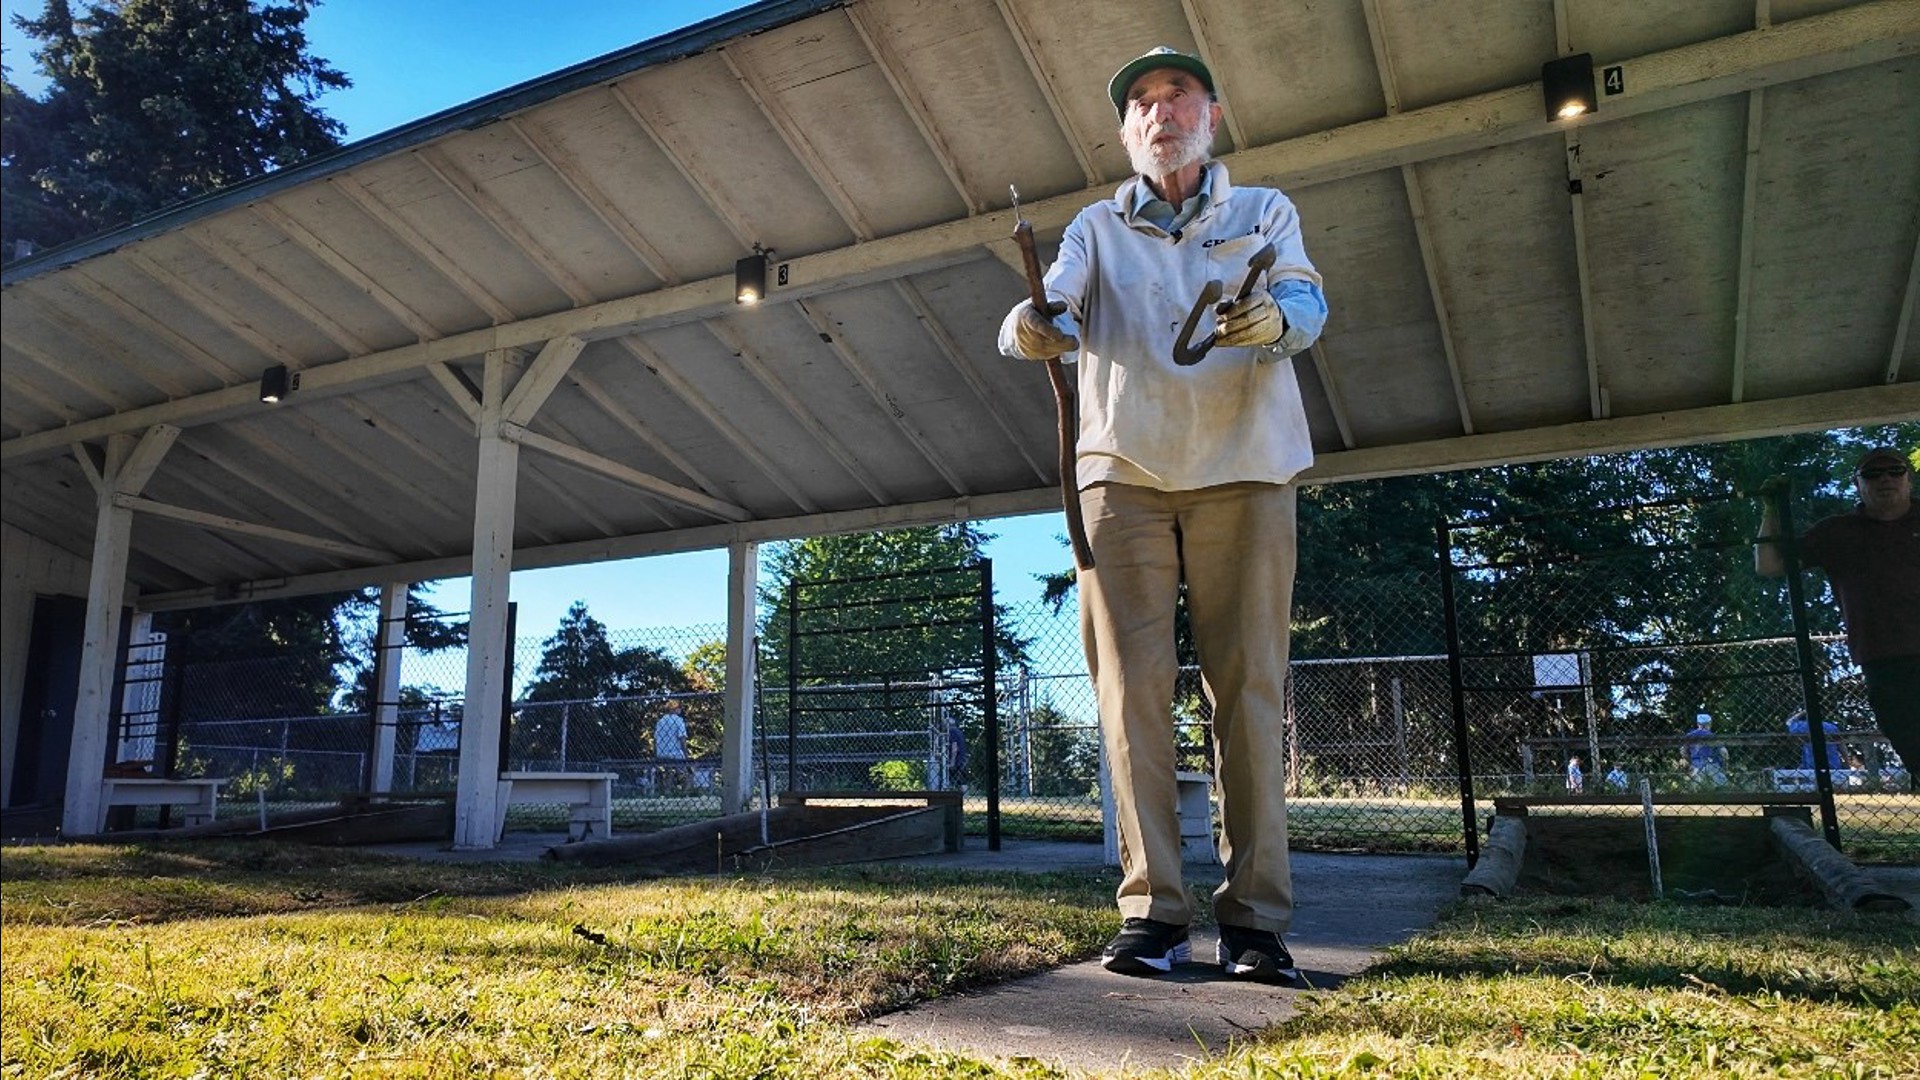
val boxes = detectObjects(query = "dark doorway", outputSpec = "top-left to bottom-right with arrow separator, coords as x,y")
9,594 -> 87,808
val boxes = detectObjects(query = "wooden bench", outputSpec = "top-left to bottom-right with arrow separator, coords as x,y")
99,777 -> 225,832
495,772 -> 617,842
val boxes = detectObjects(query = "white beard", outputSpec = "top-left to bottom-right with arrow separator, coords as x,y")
1126,119 -> 1213,179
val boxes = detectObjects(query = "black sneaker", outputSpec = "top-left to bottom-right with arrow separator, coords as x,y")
1216,924 -> 1300,984
1100,917 -> 1192,976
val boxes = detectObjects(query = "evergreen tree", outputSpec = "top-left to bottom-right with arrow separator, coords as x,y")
3,0 -> 348,257
517,601 -> 690,762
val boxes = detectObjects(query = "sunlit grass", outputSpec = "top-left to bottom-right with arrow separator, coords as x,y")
3,842 -> 1914,1078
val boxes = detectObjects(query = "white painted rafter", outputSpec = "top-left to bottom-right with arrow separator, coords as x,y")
607,81 -> 756,249
615,336 -> 819,514
8,3 -> 1915,462
891,278 -> 1050,484
184,229 -> 372,354
115,494 -> 393,563
328,173 -> 516,324
703,318 -> 891,503
508,116 -> 683,285
991,0 -> 1101,185
1177,0 -> 1246,150
843,5 -> 983,214
566,367 -> 730,501
793,298 -> 968,495
413,147 -> 599,306
251,200 -> 443,341
502,422 -> 751,523
720,45 -> 874,241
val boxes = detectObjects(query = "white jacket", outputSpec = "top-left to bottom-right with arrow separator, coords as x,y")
999,162 -> 1325,492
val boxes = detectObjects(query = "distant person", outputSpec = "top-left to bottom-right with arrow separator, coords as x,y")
1565,755 -> 1584,794
1604,762 -> 1629,792
1756,447 -> 1917,789
945,716 -> 968,790
653,697 -> 689,792
1683,713 -> 1728,785
1784,710 -> 1843,771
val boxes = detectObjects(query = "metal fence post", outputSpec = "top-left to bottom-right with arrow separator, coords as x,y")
981,558 -> 1000,852
1772,484 -> 1843,848
1437,517 -> 1480,867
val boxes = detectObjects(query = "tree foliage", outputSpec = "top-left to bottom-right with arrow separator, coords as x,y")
515,601 -> 694,763
2,0 -> 347,257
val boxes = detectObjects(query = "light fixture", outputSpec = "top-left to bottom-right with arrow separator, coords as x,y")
259,364 -> 290,404
1542,53 -> 1597,121
735,247 -> 769,305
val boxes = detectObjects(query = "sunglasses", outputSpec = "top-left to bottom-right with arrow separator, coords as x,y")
1858,466 -> 1909,479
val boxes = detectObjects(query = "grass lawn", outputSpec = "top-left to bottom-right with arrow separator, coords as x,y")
3,841 -> 1915,1078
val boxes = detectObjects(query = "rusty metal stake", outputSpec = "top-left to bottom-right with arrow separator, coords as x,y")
1172,241 -> 1278,366
1011,185 -> 1094,572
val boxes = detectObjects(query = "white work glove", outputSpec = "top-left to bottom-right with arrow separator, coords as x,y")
1214,290 -> 1284,348
1013,304 -> 1079,360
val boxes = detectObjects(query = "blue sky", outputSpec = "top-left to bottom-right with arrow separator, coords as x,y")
1,0 -> 1074,637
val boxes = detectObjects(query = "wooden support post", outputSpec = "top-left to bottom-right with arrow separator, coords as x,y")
369,582 -> 407,793
62,426 -> 176,836
453,350 -> 521,849
720,540 -> 758,815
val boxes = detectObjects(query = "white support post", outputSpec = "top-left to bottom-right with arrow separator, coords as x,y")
720,540 -> 758,814
370,582 -> 407,793
453,350 -> 521,848
62,425 -> 177,836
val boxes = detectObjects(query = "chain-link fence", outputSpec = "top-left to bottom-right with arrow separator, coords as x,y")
107,542 -> 1916,861
1441,494 -> 1913,864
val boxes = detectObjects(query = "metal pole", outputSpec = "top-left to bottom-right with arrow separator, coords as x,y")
495,602 -> 517,776
786,580 -> 799,794
1639,777 -> 1663,900
1437,518 -> 1480,867
1772,486 -> 1842,848
982,559 -> 1000,852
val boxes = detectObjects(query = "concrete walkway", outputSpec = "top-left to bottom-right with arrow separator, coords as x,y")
859,848 -> 1463,1074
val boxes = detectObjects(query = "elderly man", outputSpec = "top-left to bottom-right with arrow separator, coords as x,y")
999,46 -> 1327,982
1757,447 -> 1918,786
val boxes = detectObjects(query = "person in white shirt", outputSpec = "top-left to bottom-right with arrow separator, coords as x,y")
653,697 -> 689,793
999,46 -> 1327,985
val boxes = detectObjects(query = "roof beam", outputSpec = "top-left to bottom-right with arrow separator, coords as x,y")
1889,223 -> 1920,386
720,46 -> 873,240
843,6 -> 983,214
1362,0 -> 1473,435
413,147 -> 599,306
615,336 -> 819,514
184,229 -> 371,354
1178,0 -> 1246,150
177,428 -> 391,546
115,493 -> 393,563
608,81 -> 756,249
133,380 -> 1920,613
566,367 -> 730,501
1306,342 -> 1357,450
1551,0 -> 1604,419
424,362 -> 483,425
892,278 -> 1050,484
18,293 -> 193,400
792,298 -> 969,495
9,2 -> 1912,462
2,349 -> 95,420
502,335 -> 587,427
124,249 -> 303,368
66,269 -> 248,384
507,116 -> 682,285
328,172 -> 516,324
991,0 -> 1101,186
702,319 -> 891,503
251,200 -> 443,341
502,421 -> 751,522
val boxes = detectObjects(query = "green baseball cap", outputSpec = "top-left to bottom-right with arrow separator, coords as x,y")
1108,46 -> 1214,117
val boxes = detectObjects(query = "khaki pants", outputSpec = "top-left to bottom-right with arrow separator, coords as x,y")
1080,481 -> 1295,932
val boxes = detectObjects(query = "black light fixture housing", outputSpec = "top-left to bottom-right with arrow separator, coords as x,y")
1542,53 -> 1597,121
259,364 -> 290,404
735,250 -> 768,305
